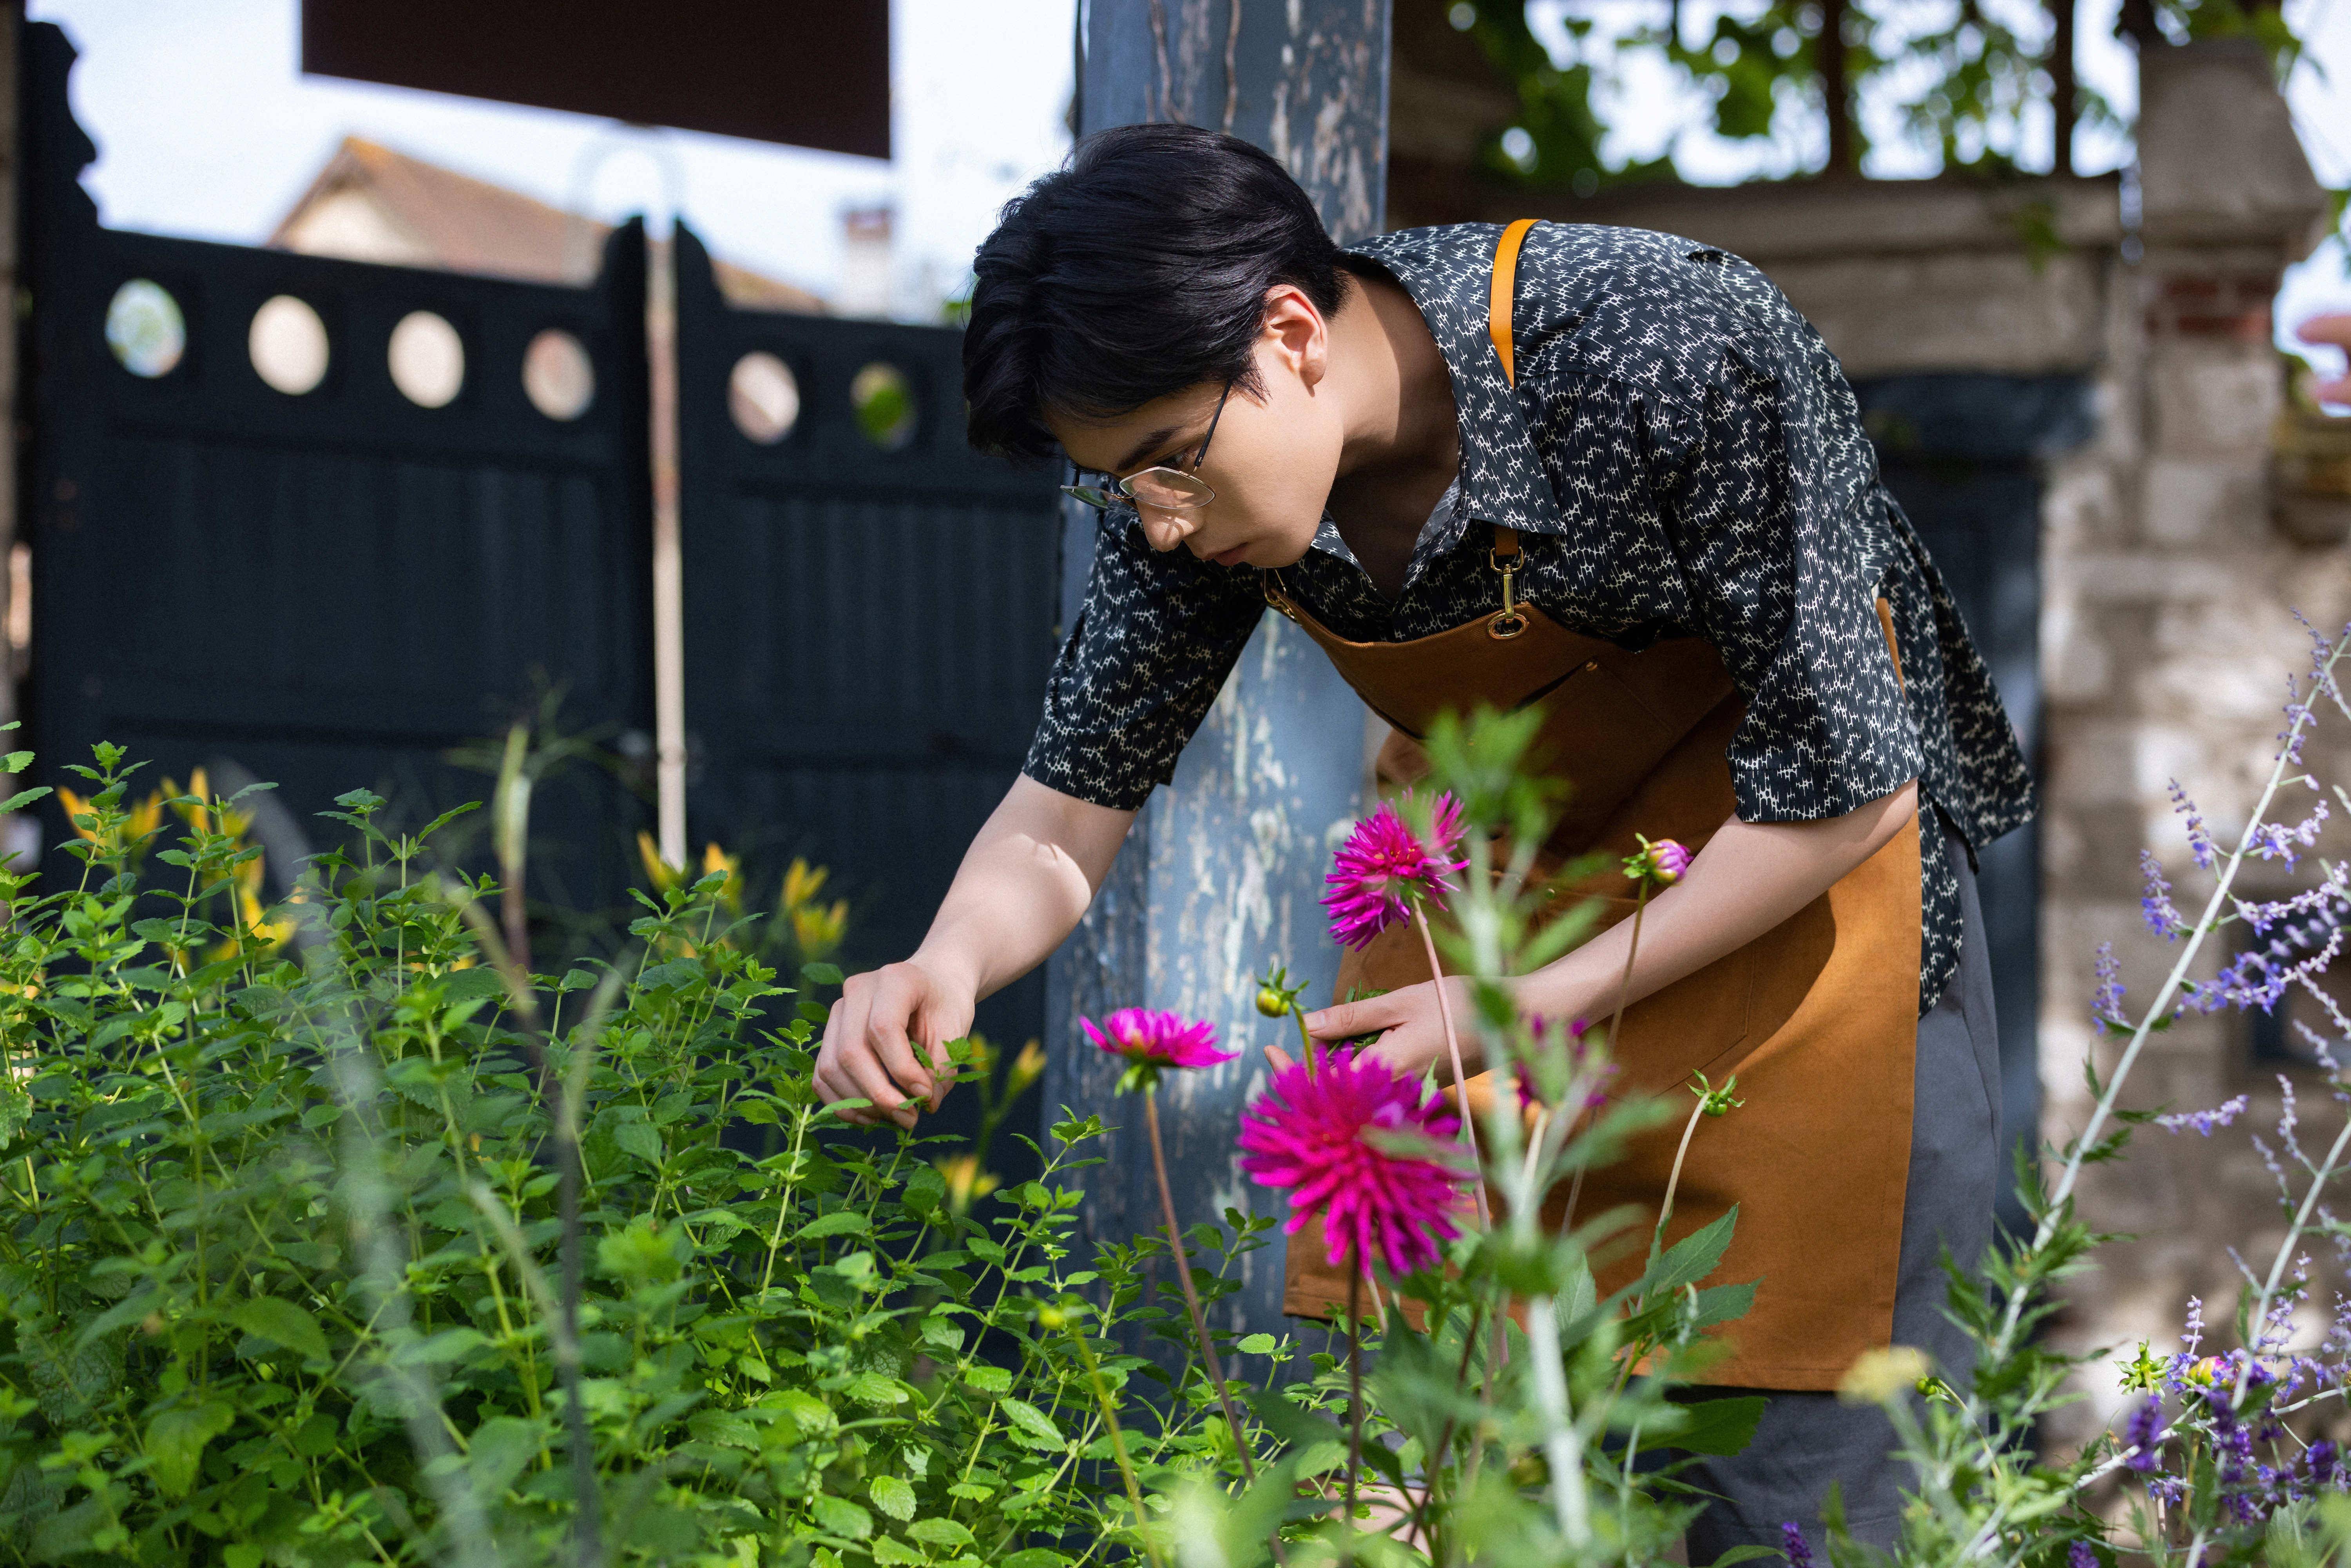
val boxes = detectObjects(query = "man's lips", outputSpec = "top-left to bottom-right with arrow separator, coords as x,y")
1208,543 -> 1251,567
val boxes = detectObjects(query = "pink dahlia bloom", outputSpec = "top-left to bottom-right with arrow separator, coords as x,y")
1320,791 -> 1469,950
1238,1044 -> 1470,1278
1081,1008 -> 1237,1071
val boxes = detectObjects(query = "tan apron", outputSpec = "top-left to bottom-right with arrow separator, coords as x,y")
1271,220 -> 1922,1391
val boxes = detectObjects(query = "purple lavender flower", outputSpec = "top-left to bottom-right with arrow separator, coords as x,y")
2068,1543 -> 2098,1568
1779,1522 -> 1814,1568
2251,797 -> 2329,868
2170,779 -> 2218,870
2123,1395 -> 2163,1472
2140,850 -> 2183,940
2147,1474 -> 2186,1506
2092,942 -> 2129,1034
2155,1095 -> 2248,1135
2309,1439 -> 2339,1490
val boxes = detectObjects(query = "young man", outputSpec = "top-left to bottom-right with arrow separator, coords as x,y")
815,123 -> 2032,1551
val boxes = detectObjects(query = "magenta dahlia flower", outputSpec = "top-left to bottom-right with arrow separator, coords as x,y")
1082,1008 -> 1237,1072
1238,1044 -> 1471,1278
1320,791 -> 1469,950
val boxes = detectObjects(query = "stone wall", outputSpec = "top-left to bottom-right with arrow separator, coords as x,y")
2032,38 -> 2347,1455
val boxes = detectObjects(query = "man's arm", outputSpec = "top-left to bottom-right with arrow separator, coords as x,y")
815,776 -> 1134,1128
1300,781 -> 1919,1077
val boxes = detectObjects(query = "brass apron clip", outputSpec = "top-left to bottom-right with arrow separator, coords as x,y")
1487,525 -> 1527,641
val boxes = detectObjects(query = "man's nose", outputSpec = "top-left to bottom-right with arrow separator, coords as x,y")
1137,507 -> 1197,552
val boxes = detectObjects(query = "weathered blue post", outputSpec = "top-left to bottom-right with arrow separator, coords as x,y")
1045,0 -> 1391,1338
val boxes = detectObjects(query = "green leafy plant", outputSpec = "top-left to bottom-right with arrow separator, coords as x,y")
0,743 -> 1267,1566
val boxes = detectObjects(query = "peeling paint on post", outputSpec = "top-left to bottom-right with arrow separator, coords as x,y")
1045,0 -> 1390,1343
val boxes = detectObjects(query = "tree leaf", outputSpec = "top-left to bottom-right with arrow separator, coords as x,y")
999,1397 -> 1065,1448
909,1517 -> 974,1548
614,1119 -> 664,1166
810,1495 -> 872,1541
145,1400 -> 235,1497
796,1209 -> 870,1240
1660,1394 -> 1767,1456
227,1296 -> 330,1362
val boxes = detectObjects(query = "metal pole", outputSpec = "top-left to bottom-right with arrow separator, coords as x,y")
1048,0 -> 1392,1345
647,227 -> 688,869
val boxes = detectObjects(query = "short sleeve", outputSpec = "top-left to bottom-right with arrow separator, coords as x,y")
1654,340 -> 1925,824
1021,512 -> 1266,811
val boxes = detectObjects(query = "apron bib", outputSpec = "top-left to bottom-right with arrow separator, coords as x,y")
1269,220 -> 1922,1391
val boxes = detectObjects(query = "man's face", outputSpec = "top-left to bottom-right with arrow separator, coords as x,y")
1045,293 -> 1345,571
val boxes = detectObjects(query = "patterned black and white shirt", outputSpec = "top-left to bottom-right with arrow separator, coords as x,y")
1023,221 -> 2036,1014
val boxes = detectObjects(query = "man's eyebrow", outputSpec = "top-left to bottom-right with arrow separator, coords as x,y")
1112,425 -> 1188,475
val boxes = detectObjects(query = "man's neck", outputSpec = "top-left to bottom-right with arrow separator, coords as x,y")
1322,270 -> 1462,596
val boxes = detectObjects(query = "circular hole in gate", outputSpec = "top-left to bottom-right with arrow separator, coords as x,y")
105,279 -> 186,378
523,328 -> 595,421
850,362 -> 917,451
388,310 -> 465,408
728,351 -> 801,444
249,294 -> 329,395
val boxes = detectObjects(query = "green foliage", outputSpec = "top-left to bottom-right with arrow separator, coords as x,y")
1447,0 -> 2297,186
0,745 -> 1264,1566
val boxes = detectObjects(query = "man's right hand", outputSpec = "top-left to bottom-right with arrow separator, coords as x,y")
815,958 -> 976,1129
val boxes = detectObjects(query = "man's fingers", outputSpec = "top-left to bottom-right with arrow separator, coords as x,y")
871,1027 -> 936,1104
1302,992 -> 1407,1041
2294,311 -> 2351,350
842,1045 -> 918,1129
1264,1043 -> 1296,1073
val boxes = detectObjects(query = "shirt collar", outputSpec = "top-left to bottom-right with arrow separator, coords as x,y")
1341,225 -> 1570,544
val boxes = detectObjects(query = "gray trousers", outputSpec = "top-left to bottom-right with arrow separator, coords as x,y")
1667,822 -> 2004,1559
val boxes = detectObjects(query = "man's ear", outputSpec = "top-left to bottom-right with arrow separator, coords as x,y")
1261,284 -> 1330,389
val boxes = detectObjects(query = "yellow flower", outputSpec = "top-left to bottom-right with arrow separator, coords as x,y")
792,899 -> 848,962
1007,1039 -> 1047,1099
636,830 -> 683,894
936,1153 -> 1000,1217
781,857 -> 830,912
699,842 -> 744,915
1838,1345 -> 1933,1405
55,784 -> 166,856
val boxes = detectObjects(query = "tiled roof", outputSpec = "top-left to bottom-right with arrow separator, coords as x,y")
270,136 -> 828,314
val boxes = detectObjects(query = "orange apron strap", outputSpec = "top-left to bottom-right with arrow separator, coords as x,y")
1873,595 -> 1906,690
1489,219 -> 1538,387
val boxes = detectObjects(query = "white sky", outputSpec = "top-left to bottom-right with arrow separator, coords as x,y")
26,0 -> 1080,313
24,0 -> 2350,361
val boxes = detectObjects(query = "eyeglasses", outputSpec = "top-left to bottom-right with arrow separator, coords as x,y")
1060,380 -> 1234,514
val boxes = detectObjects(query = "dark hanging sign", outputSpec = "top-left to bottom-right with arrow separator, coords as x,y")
300,0 -> 890,161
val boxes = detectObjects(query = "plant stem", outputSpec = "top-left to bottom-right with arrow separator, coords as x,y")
1602,882 -> 1649,1061
1344,1262 -> 1364,1567
1646,1094 -> 1711,1286
1065,1316 -> 1163,1568
1525,1294 -> 1591,1548
1414,903 -> 1489,1229
1142,1087 -> 1257,1485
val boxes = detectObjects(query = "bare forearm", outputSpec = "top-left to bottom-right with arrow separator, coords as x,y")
911,775 -> 1133,1003
1516,780 -> 1920,1025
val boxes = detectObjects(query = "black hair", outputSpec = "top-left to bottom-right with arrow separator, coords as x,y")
962,123 -> 1353,462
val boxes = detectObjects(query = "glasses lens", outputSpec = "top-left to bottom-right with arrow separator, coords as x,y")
1059,483 -> 1118,510
1120,467 -> 1214,511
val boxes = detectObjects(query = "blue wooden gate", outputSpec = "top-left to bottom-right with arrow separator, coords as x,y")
21,16 -> 1065,1116
22,23 -> 654,913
